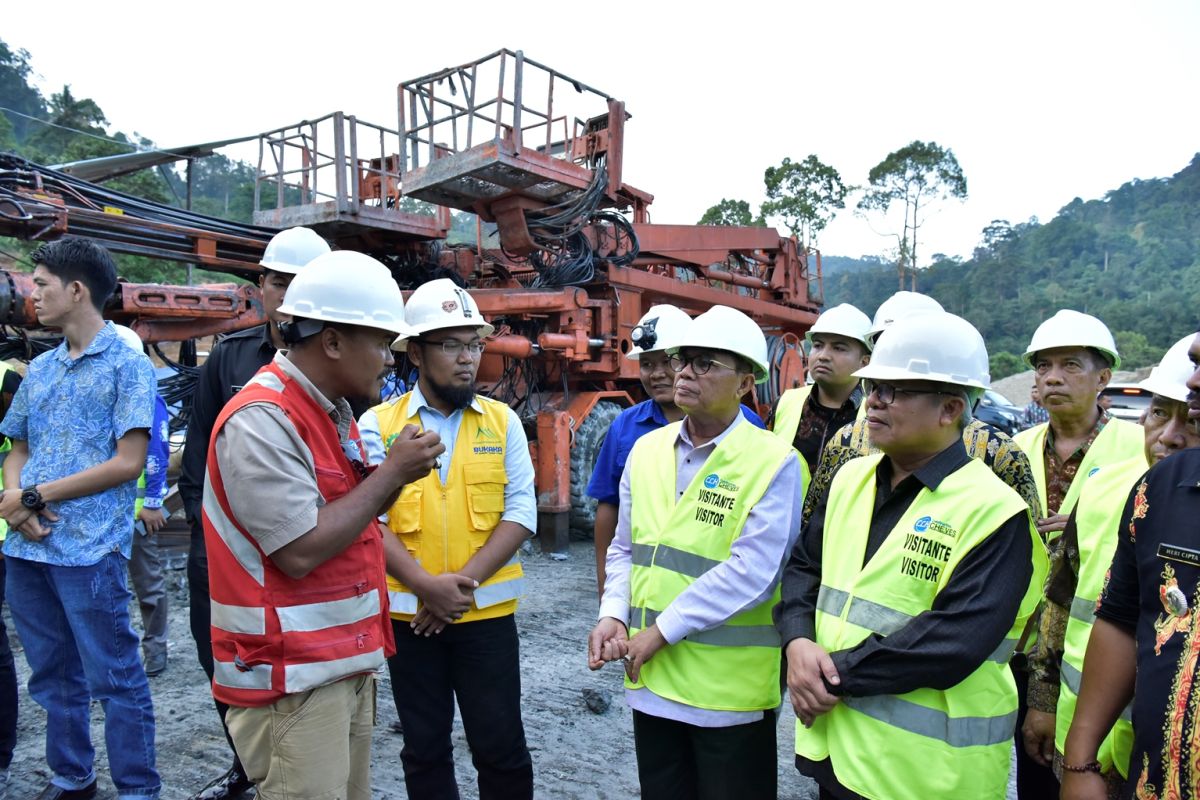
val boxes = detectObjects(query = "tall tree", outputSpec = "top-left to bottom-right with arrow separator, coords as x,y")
0,40 -> 45,142
858,140 -> 967,290
761,155 -> 848,246
697,198 -> 760,227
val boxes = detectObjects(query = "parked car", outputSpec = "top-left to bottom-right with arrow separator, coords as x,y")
976,389 -> 1023,435
1100,383 -> 1152,423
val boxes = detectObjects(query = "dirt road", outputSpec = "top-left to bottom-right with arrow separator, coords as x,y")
4,541 -> 821,799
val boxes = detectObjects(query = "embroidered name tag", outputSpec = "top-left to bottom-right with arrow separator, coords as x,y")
1158,543 -> 1200,567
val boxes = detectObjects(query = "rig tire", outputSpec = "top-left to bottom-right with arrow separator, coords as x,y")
568,400 -> 623,540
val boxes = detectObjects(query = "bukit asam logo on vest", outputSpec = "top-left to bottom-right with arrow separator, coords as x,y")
473,426 -> 503,455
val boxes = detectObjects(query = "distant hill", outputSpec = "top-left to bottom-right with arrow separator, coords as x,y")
824,154 -> 1200,377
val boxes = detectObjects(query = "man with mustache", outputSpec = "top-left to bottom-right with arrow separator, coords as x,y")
202,251 -> 443,800
1061,330 -> 1200,799
1012,310 -> 1144,797
360,278 -> 537,800
179,226 -> 329,800
1023,334 -> 1200,797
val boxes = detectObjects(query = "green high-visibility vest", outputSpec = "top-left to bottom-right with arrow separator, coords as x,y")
627,419 -> 793,711
1055,456 -> 1145,779
773,385 -> 867,446
133,471 -> 147,519
798,453 -> 1047,800
1013,418 -> 1144,534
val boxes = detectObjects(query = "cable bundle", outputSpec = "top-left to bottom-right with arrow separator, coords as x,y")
517,162 -> 640,288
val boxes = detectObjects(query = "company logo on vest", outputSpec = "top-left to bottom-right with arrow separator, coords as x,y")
703,473 -> 740,492
913,515 -> 956,537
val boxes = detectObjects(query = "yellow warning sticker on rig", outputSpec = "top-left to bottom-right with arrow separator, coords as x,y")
103,206 -> 124,215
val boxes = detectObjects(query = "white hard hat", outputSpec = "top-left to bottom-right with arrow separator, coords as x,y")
260,227 -> 331,275
806,303 -> 873,351
1023,309 -> 1120,369
111,323 -> 144,353
855,311 -> 990,391
392,278 -> 494,352
671,305 -> 770,384
1139,333 -> 1198,404
277,251 -> 411,336
869,292 -> 944,340
627,304 -> 691,359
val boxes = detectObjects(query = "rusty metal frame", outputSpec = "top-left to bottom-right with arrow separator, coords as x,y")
398,49 -> 615,175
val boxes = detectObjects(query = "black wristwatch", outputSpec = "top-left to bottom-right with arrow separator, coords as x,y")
20,486 -> 45,512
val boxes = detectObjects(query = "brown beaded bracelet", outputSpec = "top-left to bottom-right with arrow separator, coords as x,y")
1062,760 -> 1103,774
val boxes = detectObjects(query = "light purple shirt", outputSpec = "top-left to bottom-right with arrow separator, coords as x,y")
599,411 -> 804,727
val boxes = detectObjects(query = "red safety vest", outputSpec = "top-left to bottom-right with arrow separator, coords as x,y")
202,360 -> 394,707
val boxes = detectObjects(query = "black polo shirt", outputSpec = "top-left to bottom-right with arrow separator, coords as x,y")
1095,448 -> 1200,792
178,324 -> 276,527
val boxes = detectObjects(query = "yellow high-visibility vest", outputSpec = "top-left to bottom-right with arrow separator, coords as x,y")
627,420 -> 793,711
372,392 -> 524,623
773,386 -> 867,447
1055,456 -> 1145,778
798,453 -> 1047,800
1014,418 -> 1144,531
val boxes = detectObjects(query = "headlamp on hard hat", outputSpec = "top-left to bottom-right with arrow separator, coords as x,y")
631,317 -> 660,352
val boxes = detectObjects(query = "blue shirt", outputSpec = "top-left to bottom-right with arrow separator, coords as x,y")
585,400 -> 765,506
1,322 -> 156,565
142,394 -> 170,510
358,383 -> 538,534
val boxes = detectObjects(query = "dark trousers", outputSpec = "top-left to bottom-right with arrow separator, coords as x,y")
187,524 -> 244,775
0,558 -> 16,770
1013,661 -> 1060,799
632,709 -> 777,800
388,615 -> 532,800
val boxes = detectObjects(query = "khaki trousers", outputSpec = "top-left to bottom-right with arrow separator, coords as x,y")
226,674 -> 376,800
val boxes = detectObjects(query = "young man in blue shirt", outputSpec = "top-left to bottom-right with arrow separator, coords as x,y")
586,305 -> 764,597
0,237 -> 158,800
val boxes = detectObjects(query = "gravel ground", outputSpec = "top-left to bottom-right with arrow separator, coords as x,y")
4,539 -> 1022,799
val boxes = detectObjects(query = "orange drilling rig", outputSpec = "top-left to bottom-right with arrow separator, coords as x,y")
0,49 -> 823,550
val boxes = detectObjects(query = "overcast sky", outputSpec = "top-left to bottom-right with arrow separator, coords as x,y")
4,1 -> 1197,262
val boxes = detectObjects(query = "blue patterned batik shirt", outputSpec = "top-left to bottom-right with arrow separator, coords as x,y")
1,322 -> 156,565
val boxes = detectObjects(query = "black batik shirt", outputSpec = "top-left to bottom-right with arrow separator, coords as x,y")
1096,448 -> 1200,797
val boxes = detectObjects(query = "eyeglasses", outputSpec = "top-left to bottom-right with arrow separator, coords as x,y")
420,339 -> 485,357
667,353 -> 738,376
864,379 -> 953,406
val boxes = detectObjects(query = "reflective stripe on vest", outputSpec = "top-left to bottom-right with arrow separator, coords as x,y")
1054,456 -> 1144,777
214,646 -> 387,696
815,585 -> 1016,663
627,420 -> 793,712
133,471 -> 147,517
798,454 -> 1046,800
842,695 -> 1018,748
371,392 -> 524,623
629,606 -> 781,649
202,359 -> 392,707
1013,419 -> 1145,527
1070,595 -> 1096,624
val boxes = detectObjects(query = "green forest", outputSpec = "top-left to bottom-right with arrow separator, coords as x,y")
821,156 -> 1200,376
3,37 -> 1198,378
